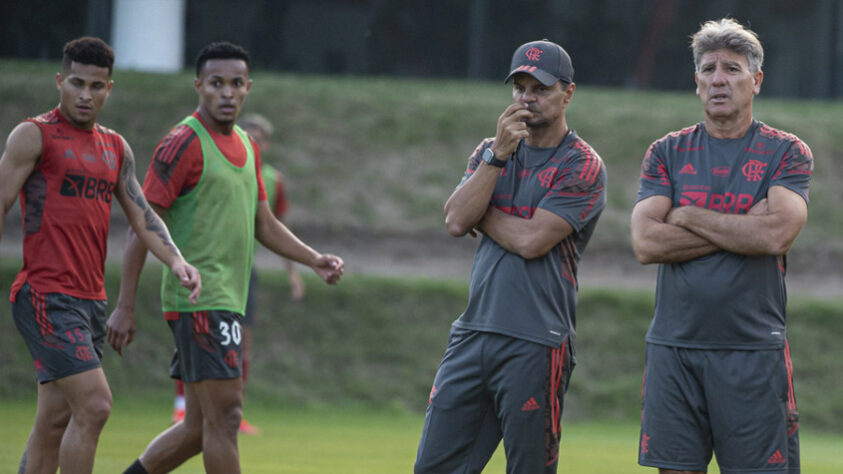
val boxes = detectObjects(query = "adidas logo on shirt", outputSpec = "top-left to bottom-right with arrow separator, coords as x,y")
679,163 -> 697,174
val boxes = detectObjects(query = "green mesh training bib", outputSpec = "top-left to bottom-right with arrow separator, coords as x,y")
160,115 -> 257,313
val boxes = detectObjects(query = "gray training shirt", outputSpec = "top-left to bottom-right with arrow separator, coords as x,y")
452,131 -> 607,348
637,120 -> 813,350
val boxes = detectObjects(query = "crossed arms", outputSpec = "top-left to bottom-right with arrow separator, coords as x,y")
630,185 -> 808,265
443,161 -> 573,260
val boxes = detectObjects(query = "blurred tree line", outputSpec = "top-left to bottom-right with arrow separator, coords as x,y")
1,0 -> 841,99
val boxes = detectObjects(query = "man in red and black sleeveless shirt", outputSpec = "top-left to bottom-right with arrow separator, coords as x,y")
0,37 -> 200,474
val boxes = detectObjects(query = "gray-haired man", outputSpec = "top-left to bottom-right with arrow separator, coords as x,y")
631,18 -> 812,474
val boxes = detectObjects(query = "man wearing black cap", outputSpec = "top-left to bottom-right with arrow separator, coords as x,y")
414,39 -> 607,473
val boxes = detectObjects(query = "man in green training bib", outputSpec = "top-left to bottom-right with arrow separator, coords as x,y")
107,42 -> 344,474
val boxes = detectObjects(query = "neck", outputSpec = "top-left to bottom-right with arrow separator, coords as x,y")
197,106 -> 235,135
704,112 -> 753,139
525,119 -> 569,148
58,105 -> 94,131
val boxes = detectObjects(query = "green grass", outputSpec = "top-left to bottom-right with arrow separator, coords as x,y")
2,398 -> 842,473
2,261 -> 842,433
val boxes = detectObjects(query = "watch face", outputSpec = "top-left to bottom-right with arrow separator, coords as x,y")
482,147 -> 504,167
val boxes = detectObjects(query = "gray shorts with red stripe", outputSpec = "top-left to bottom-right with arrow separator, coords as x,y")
414,327 -> 574,474
165,310 -> 243,383
639,343 -> 800,473
12,282 -> 106,383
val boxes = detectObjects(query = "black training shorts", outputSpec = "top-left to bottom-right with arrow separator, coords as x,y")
12,283 -> 106,383
639,343 -> 800,473
166,310 -> 244,383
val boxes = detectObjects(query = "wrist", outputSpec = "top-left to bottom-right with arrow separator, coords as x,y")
307,250 -> 322,268
482,147 -> 507,167
115,299 -> 136,314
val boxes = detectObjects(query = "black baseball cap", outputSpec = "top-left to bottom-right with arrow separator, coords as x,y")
504,39 -> 574,86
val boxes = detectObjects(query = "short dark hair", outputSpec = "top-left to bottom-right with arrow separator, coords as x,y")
62,37 -> 115,75
195,41 -> 251,77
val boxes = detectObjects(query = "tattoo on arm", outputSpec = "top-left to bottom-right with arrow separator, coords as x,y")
120,146 -> 180,257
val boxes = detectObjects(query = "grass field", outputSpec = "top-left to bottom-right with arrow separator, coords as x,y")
2,398 -> 842,473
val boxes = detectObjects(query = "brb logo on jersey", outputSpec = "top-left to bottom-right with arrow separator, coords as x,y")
60,173 -> 116,203
680,191 -> 754,214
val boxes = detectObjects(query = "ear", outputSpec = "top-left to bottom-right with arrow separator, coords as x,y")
563,82 -> 576,105
56,72 -> 63,91
107,80 -> 114,94
752,70 -> 764,95
694,73 -> 700,96
194,77 -> 202,92
245,78 -> 253,93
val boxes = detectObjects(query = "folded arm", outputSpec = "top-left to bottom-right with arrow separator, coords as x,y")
444,163 -> 503,237
630,195 -> 720,264
478,206 -> 573,259
667,185 -> 807,256
631,186 -> 807,265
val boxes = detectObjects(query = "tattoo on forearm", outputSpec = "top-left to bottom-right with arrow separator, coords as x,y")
121,152 -> 180,257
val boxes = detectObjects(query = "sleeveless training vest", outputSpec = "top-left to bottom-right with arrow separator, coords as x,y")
160,115 -> 257,313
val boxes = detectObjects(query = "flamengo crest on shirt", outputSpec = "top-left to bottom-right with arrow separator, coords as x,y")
742,159 -> 767,182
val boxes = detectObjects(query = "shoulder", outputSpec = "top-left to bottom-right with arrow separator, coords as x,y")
5,121 -> 43,155
92,122 -> 121,137
755,122 -> 812,157
466,137 -> 495,167
472,137 -> 495,156
163,123 -> 198,144
26,109 -> 62,126
565,133 -> 601,160
94,122 -> 127,150
755,121 -> 801,143
564,133 -> 604,165
153,124 -> 199,162
652,123 -> 701,148
643,123 -> 703,163
559,135 -> 605,186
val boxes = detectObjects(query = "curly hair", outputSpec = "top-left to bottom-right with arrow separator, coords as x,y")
62,37 -> 115,75
195,41 -> 251,77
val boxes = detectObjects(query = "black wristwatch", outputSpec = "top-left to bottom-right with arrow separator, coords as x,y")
481,147 -> 507,167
